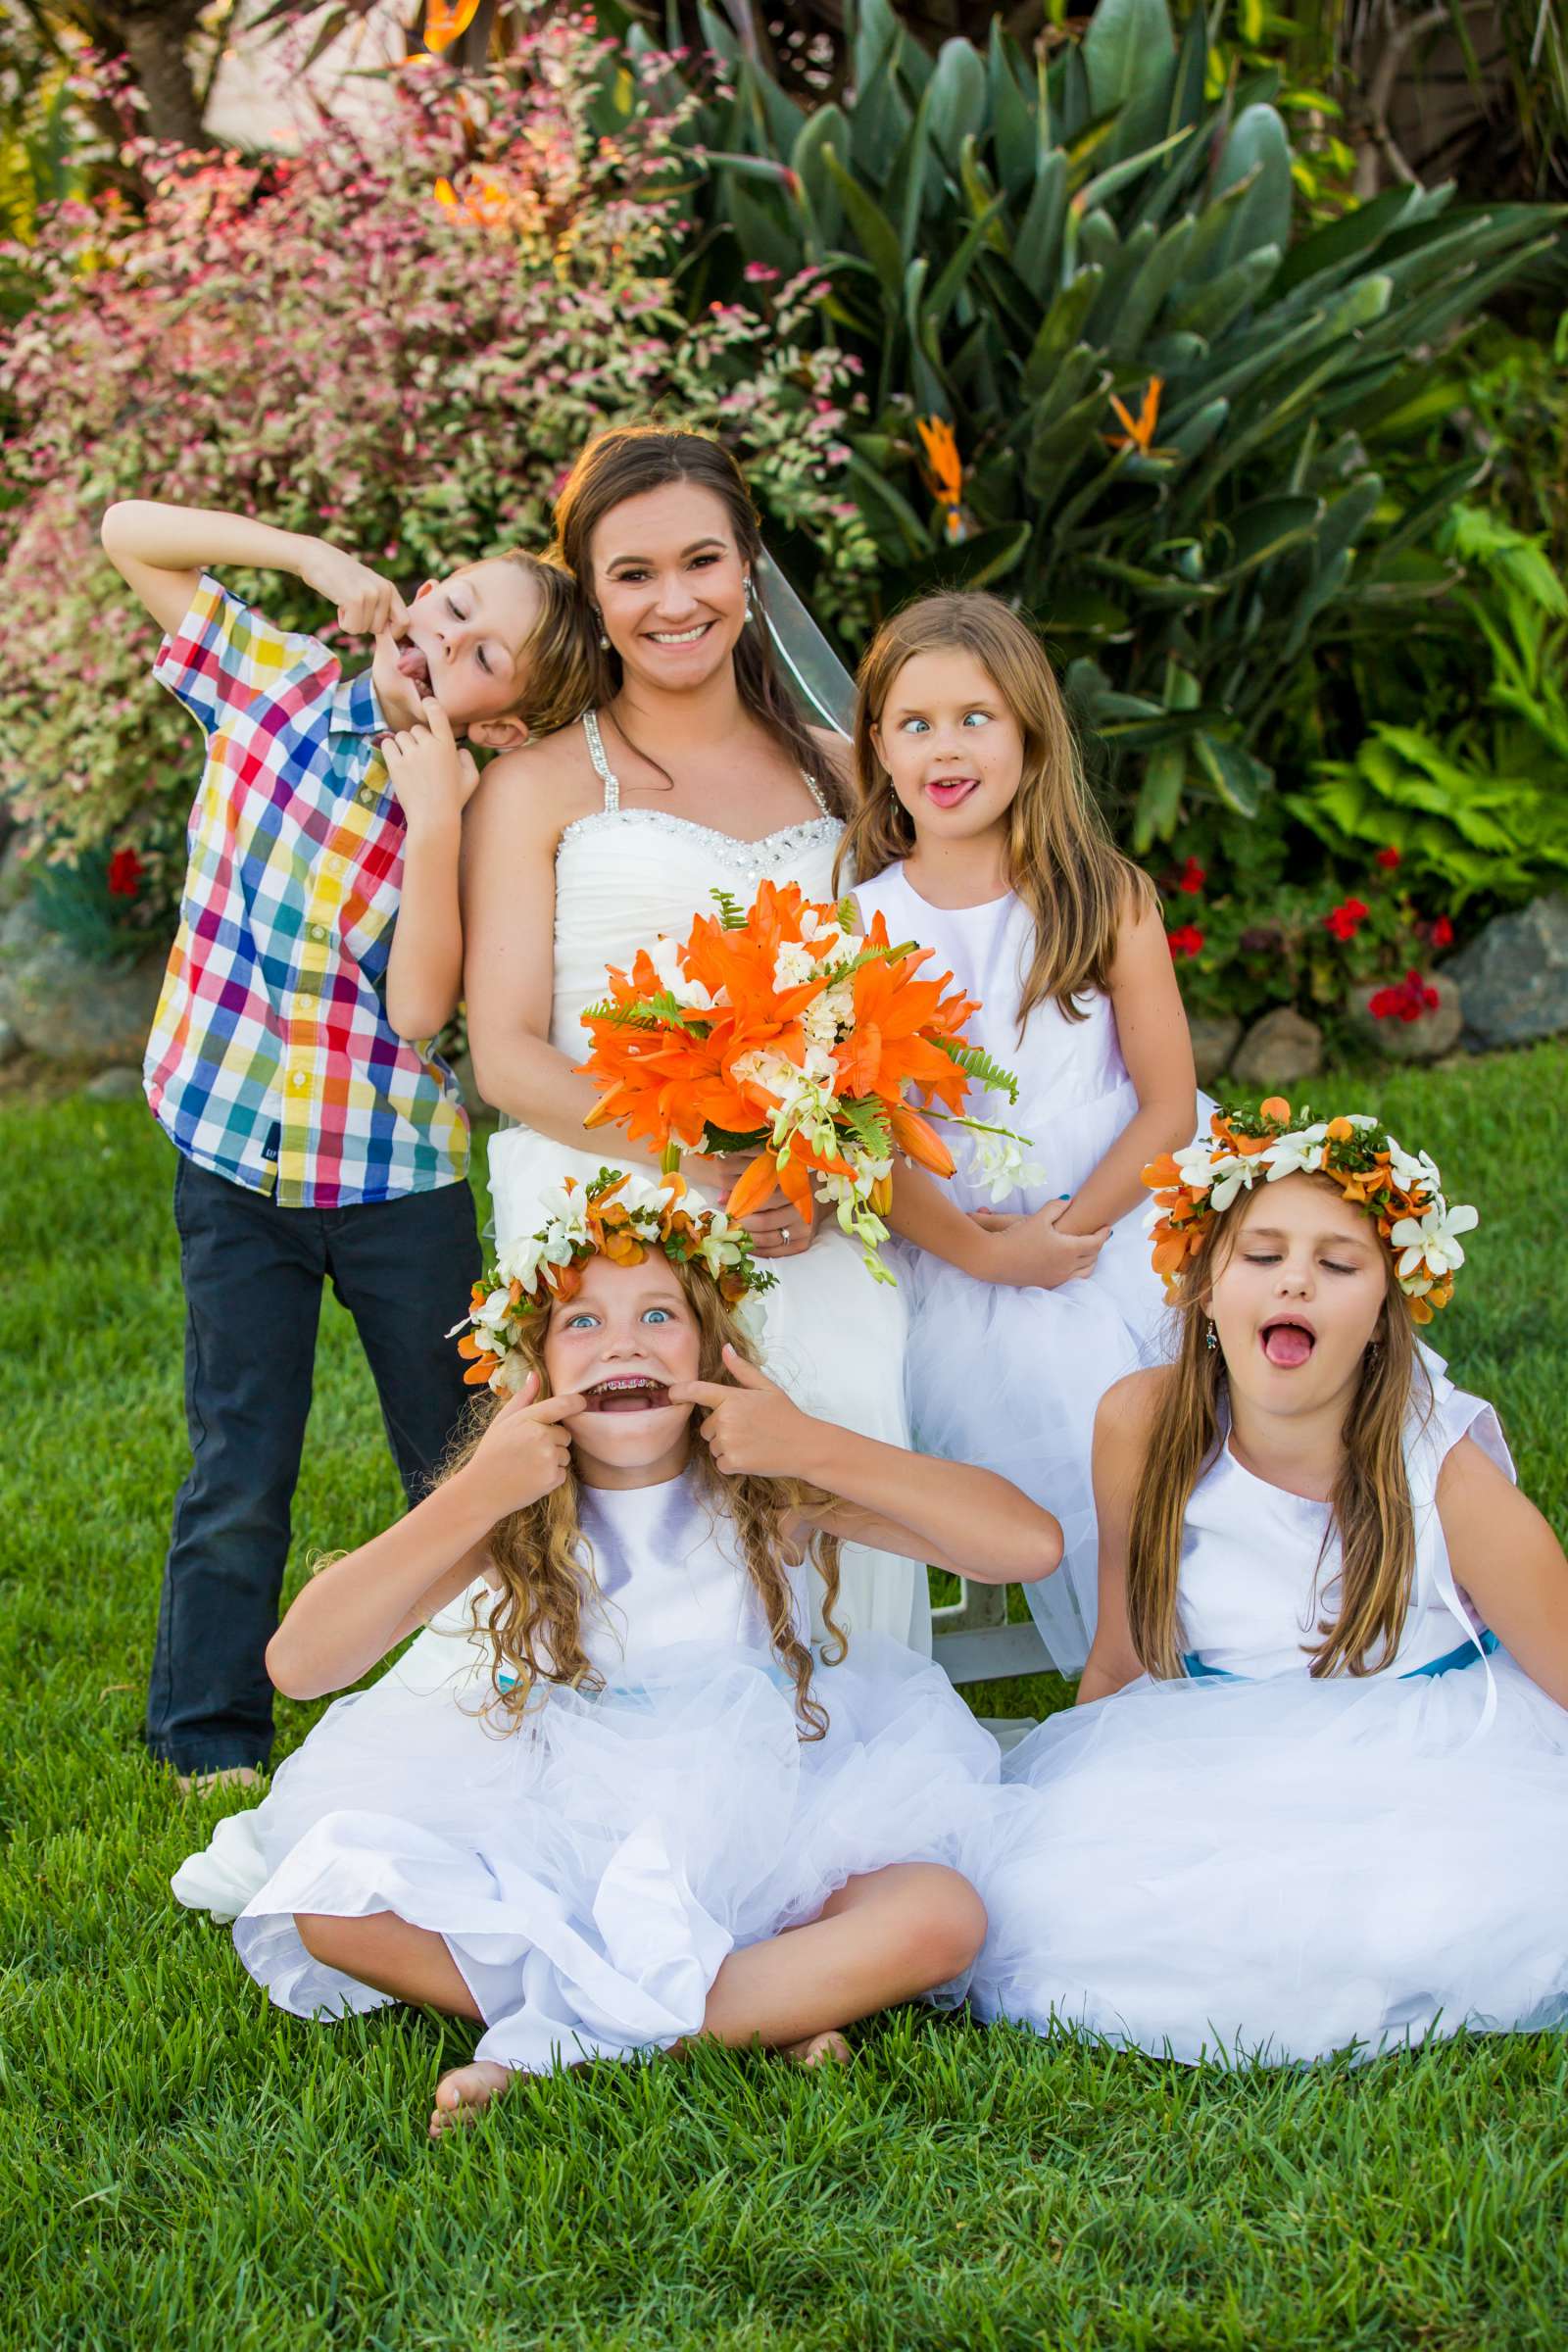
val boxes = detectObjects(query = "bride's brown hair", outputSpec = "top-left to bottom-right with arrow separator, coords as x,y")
549,425 -> 851,817
834,591 -> 1152,1027
1127,1177 -> 1429,1681
445,1257 -> 847,1739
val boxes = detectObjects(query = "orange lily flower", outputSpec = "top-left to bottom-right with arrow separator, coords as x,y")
888,1103 -> 956,1179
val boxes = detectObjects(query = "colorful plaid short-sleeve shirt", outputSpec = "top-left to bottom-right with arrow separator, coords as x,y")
144,575 -> 468,1208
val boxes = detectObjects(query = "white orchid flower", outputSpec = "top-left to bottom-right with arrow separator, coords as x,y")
1207,1154 -> 1258,1211
1262,1125 -> 1329,1182
1392,1197 -> 1478,1282
969,1130 -> 1049,1204
643,932 -> 712,1011
796,908 -> 841,950
1173,1140 -> 1220,1190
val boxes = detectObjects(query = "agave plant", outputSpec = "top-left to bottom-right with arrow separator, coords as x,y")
605,0 -> 1556,847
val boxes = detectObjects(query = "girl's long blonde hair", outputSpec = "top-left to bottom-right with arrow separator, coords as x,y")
1127,1182 -> 1430,1680
834,591 -> 1154,1026
444,1260 -> 846,1739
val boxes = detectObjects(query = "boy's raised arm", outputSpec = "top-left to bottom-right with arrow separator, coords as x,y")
101,499 -> 405,639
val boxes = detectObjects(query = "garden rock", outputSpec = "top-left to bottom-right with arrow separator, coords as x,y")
1443,895 -> 1568,1048
1233,1007 -> 1323,1088
1344,974 -> 1462,1063
0,1016 -> 20,1067
83,1066 -> 145,1103
1189,1015 -> 1242,1087
0,897 -> 165,1064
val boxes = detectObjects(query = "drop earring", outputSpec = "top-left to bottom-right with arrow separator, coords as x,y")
743,574 -> 755,625
1204,1319 -> 1218,1352
592,607 -> 609,651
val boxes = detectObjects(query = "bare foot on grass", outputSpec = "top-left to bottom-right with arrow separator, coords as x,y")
428,2059 -> 513,2139
782,2030 -> 853,2068
177,1765 -> 262,1797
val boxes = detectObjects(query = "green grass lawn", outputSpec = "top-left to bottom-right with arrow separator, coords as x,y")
3,1047 -> 1566,2350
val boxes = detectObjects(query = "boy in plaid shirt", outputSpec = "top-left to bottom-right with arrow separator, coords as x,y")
103,501 -> 588,1788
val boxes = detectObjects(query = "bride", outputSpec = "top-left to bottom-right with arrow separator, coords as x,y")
455,426 -> 928,1651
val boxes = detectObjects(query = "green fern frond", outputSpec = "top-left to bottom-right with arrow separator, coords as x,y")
933,1037 -> 1020,1103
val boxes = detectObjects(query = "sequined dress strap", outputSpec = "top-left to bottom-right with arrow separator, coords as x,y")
582,709 -> 619,811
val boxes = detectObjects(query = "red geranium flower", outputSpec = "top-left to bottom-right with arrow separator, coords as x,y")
1166,923 -> 1204,959
108,847 -> 145,899
1176,856 -> 1205,897
1375,846 -> 1401,869
1323,897 -> 1369,943
1428,914 -> 1454,951
1368,969 -> 1440,1024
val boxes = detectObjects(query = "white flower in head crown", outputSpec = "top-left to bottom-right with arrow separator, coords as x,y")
1143,1097 -> 1478,1324
449,1167 -> 777,1395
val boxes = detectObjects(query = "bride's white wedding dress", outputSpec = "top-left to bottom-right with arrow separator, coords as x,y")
461,712 -> 928,1654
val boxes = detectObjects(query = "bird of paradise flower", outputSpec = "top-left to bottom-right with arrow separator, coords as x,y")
1102,375 -> 1177,461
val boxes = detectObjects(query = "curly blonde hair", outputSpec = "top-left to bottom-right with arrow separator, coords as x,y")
445,1257 -> 847,1739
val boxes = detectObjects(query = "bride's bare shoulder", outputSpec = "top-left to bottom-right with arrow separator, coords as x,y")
467,722 -> 602,846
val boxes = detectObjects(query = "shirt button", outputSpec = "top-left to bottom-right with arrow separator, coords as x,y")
309,923 -> 327,943
290,1070 -> 308,1090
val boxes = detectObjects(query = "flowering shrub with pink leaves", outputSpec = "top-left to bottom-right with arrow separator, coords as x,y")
0,14 -> 876,906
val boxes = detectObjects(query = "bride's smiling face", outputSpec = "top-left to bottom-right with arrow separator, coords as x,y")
589,481 -> 751,695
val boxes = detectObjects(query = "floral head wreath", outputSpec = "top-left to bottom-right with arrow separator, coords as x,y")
1142,1097 -> 1478,1324
450,1168 -> 776,1395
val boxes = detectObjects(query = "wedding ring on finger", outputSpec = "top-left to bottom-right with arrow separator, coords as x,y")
781,1226 -> 792,1247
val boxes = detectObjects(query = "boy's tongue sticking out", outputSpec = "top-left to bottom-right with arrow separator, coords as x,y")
369,558 -> 545,747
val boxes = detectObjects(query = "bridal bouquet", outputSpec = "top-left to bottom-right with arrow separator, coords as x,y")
577,880 -> 1028,1276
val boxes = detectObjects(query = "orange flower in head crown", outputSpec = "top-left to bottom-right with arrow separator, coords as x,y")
449,1168 -> 776,1395
1142,1099 -> 1478,1325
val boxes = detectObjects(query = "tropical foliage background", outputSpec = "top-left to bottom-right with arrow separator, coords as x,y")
0,0 -> 1563,1033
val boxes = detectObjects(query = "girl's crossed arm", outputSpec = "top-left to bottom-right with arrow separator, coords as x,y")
266,1378 -> 584,1701
669,1348 -> 1061,1586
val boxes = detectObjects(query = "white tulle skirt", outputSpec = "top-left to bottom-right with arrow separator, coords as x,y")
173,1634 -> 1004,2075
969,1651 -> 1568,2065
488,1123 -> 929,1653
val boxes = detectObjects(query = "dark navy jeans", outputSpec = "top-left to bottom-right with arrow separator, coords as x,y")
145,1153 -> 483,1775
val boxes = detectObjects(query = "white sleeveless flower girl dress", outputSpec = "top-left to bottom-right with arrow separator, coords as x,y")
480,713 -> 925,1653
969,1377 -> 1568,2064
172,1471 -> 1004,2073
852,865 -> 1200,1675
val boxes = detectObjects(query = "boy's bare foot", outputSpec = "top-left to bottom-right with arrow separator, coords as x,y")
782,2030 -> 853,2068
177,1765 -> 262,1797
429,2058 -> 513,2139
